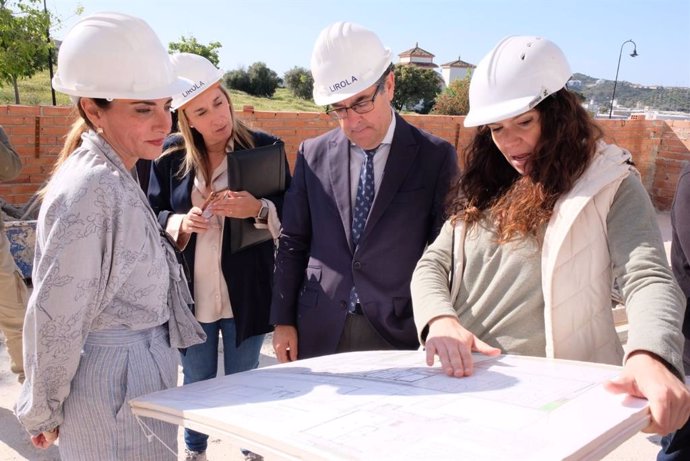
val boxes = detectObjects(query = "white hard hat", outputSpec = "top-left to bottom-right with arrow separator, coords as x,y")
310,22 -> 392,106
170,53 -> 225,111
464,36 -> 572,127
52,12 -> 189,100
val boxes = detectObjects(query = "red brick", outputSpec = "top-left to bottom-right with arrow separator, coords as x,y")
5,125 -> 36,136
6,105 -> 40,116
40,106 -> 73,116
1,105 -> 689,211
40,125 -> 71,136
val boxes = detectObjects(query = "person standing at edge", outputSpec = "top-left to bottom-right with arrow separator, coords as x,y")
148,52 -> 290,461
14,12 -> 205,460
0,125 -> 28,384
411,35 -> 689,437
657,163 -> 690,459
271,22 -> 458,361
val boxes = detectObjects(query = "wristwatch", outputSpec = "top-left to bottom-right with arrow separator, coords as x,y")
256,200 -> 269,222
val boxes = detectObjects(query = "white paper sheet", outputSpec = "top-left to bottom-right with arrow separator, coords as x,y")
130,351 -> 649,460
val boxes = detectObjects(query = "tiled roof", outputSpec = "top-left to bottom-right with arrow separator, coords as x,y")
397,62 -> 439,69
440,58 -> 476,68
398,42 -> 435,58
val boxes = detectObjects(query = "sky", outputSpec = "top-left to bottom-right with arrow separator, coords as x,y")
45,0 -> 690,88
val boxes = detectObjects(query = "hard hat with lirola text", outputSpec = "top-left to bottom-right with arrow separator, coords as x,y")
170,53 -> 225,111
311,21 -> 392,106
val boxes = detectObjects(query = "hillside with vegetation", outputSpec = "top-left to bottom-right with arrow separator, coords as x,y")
571,73 -> 690,113
2,69 -> 688,115
0,70 -> 322,112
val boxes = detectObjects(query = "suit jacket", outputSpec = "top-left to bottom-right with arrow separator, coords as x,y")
148,130 -> 291,346
270,113 -> 458,358
671,162 -> 690,336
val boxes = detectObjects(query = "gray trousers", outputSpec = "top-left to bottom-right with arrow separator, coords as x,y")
60,326 -> 179,461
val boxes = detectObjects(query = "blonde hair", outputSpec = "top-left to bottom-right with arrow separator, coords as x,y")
38,98 -> 111,198
166,85 -> 255,185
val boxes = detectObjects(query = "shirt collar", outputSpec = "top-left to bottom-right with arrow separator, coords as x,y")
381,107 -> 396,146
352,107 -> 396,152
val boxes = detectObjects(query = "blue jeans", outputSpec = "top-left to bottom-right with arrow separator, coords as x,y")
181,318 -> 264,453
658,421 -> 690,460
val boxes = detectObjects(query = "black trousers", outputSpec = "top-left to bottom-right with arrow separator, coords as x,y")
336,308 -> 396,353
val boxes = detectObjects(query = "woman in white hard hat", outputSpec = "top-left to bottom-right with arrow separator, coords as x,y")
147,53 -> 290,461
411,36 -> 690,436
15,12 -> 205,460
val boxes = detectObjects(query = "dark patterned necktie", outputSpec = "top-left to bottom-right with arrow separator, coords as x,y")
349,148 -> 377,313
351,149 -> 376,247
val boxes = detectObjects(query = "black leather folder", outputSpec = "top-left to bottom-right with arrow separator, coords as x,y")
226,141 -> 286,253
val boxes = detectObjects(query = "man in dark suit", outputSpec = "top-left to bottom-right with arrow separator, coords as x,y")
270,22 -> 458,361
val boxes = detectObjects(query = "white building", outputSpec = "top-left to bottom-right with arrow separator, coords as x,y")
397,44 -> 476,89
440,58 -> 476,87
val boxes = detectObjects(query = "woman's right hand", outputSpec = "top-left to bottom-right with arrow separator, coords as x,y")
425,315 -> 501,378
180,207 -> 210,234
31,427 -> 59,449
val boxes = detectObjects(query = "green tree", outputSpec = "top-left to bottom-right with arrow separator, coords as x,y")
283,66 -> 313,100
0,0 -> 54,104
224,62 -> 281,97
224,67 -> 251,93
247,62 -> 280,97
392,64 -> 442,113
168,35 -> 222,67
432,75 -> 471,116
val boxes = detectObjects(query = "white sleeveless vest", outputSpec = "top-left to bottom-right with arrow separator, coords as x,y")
451,142 -> 636,365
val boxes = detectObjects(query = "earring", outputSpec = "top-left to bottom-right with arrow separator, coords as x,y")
96,127 -> 104,134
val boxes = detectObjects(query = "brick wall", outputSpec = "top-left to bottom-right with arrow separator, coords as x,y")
651,121 -> 690,210
1,104 -> 688,210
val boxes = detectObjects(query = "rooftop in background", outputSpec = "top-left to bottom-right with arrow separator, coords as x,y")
398,42 -> 439,69
441,58 -> 476,69
397,43 -> 476,88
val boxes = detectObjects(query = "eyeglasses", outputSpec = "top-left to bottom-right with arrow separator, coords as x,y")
325,81 -> 384,120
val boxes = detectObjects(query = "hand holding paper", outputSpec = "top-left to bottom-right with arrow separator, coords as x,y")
604,350 -> 690,435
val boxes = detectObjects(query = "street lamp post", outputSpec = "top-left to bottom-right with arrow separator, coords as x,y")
608,39 -> 638,119
43,0 -> 56,106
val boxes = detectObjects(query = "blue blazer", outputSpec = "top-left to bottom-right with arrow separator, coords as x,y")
148,130 -> 291,345
270,114 -> 458,358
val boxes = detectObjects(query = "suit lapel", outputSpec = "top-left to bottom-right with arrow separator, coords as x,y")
172,157 -> 196,210
362,115 -> 418,241
327,132 -> 354,251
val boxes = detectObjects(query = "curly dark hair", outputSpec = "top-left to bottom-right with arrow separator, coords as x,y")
447,88 -> 604,242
